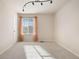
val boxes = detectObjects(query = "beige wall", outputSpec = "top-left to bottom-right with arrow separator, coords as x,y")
38,14 -> 54,41
55,0 -> 79,57
19,14 -> 54,42
0,1 -> 17,54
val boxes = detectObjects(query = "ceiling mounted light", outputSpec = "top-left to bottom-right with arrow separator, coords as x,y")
50,0 -> 52,4
32,2 -> 34,5
41,2 -> 43,5
22,0 -> 53,12
22,9 -> 24,12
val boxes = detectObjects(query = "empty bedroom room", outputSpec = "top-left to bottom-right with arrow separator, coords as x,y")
0,0 -> 79,59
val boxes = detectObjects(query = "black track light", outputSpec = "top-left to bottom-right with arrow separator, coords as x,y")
22,0 -> 53,12
22,9 -> 24,12
32,2 -> 34,5
50,0 -> 52,4
41,2 -> 43,5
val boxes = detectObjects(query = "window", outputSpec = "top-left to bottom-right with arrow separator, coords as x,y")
22,17 -> 34,34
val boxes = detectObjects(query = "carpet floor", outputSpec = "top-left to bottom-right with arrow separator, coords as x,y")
0,42 -> 79,59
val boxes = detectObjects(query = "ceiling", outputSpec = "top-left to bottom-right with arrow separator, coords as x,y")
1,0 -> 69,14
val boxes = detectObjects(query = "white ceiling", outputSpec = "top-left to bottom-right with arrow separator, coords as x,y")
1,0 -> 69,14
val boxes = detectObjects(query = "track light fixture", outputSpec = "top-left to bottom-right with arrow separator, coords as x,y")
22,0 -> 53,12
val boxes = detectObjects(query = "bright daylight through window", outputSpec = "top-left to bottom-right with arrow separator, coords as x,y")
22,17 -> 34,34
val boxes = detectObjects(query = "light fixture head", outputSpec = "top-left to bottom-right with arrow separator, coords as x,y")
32,2 -> 34,5
41,2 -> 43,5
22,9 -> 24,12
50,0 -> 52,4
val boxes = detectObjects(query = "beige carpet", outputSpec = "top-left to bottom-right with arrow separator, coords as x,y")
0,42 -> 79,59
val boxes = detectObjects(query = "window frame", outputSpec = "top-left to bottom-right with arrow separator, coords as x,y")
22,17 -> 35,35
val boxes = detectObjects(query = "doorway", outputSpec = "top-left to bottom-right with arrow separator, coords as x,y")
18,16 -> 38,42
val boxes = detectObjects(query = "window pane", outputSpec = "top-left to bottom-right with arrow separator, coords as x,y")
28,18 -> 33,33
29,26 -> 33,33
23,26 -> 28,33
22,17 -> 34,34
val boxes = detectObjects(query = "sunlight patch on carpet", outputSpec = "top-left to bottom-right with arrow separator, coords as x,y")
24,45 -> 55,59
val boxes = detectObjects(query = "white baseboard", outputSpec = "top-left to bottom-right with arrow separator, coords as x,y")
0,41 -> 16,55
56,41 -> 79,58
